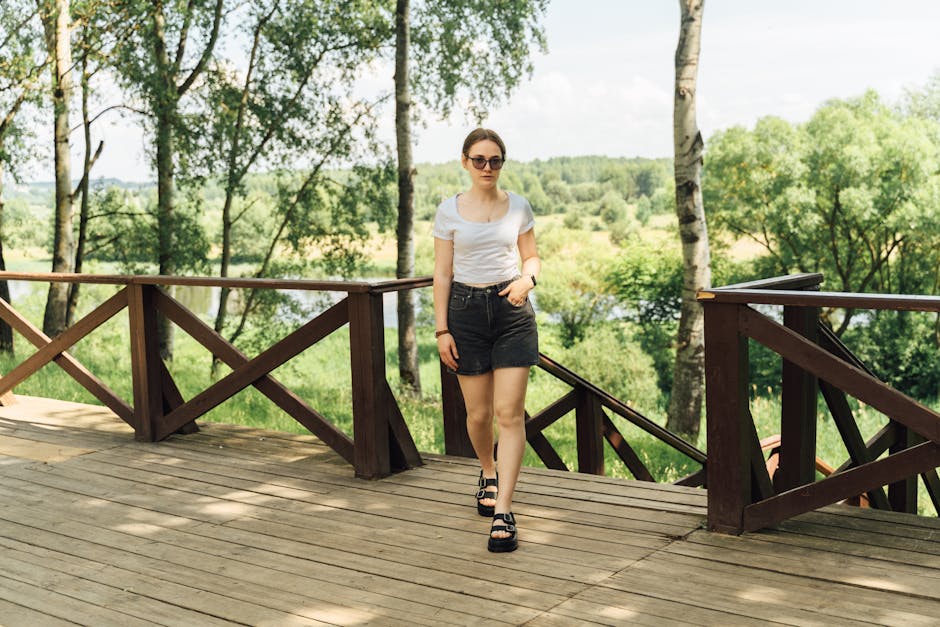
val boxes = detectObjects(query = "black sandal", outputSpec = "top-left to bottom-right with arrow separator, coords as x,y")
476,471 -> 498,517
488,512 -> 518,553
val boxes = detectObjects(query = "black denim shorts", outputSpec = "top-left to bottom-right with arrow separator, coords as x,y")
447,279 -> 539,375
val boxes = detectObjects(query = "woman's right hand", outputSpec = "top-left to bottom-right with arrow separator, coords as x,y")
437,333 -> 459,371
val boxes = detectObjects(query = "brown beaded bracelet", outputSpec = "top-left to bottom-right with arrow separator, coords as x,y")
435,329 -> 451,338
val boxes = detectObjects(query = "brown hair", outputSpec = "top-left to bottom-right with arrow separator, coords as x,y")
462,128 -> 507,159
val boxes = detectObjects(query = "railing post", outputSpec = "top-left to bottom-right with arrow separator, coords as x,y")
348,290 -> 390,479
704,302 -> 751,534
440,363 -> 474,457
888,423 -> 919,513
576,386 -> 604,474
777,304 -> 819,491
127,283 -> 163,442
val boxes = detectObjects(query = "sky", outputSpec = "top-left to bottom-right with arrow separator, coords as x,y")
66,0 -> 940,182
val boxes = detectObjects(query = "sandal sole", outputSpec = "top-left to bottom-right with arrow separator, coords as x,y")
487,540 -> 518,552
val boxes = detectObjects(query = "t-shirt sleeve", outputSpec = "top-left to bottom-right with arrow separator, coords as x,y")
432,200 -> 454,240
519,197 -> 535,234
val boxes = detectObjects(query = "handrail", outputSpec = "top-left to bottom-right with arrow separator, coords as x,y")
699,288 -> 940,312
0,271 -> 433,293
537,354 -> 706,464
699,273 -> 940,534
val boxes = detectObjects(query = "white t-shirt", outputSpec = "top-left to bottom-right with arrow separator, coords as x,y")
433,191 -> 535,284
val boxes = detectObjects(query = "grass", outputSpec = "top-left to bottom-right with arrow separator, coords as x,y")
1,281 -> 936,516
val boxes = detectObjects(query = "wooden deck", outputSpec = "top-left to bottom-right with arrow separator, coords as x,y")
1,397 -> 939,626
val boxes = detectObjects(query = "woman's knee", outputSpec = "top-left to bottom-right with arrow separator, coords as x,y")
466,408 -> 493,429
493,404 -> 524,429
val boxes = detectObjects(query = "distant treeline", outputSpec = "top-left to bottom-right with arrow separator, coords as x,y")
5,154 -> 675,260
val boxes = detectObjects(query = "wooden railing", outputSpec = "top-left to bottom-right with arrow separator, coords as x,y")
440,352 -> 706,485
699,273 -> 940,534
0,272 -> 429,479
0,271 -> 704,486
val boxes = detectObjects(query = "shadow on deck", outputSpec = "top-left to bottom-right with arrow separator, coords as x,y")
1,396 -> 938,626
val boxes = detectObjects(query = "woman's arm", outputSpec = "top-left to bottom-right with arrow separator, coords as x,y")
499,228 -> 541,303
433,237 -> 459,370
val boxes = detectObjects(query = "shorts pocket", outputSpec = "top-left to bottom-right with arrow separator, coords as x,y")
448,293 -> 469,311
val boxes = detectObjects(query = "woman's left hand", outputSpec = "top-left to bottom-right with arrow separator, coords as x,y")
498,278 -> 532,307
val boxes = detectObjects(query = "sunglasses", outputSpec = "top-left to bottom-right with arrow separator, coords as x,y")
466,155 -> 504,170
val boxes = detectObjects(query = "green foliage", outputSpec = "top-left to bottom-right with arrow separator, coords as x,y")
533,226 -> 616,348
0,0 -> 45,176
705,92 -> 940,310
607,241 -> 682,395
555,323 -> 663,414
410,0 -> 549,121
843,311 -> 940,400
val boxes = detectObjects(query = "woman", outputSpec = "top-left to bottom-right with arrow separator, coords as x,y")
433,128 -> 540,553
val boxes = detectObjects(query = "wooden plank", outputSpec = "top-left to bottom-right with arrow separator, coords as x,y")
0,545 -> 233,627
157,298 -> 348,441
628,547 -> 939,625
383,380 -> 423,470
526,429 -> 569,471
744,440 -> 940,531
0,434 -> 93,463
0,598 -> 76,627
699,287 -> 940,312
745,408 -> 775,502
602,413 -> 654,481
889,425 -> 919,514
707,272 -> 823,292
683,529 -> 940,590
576,387 -> 604,474
348,291 -> 391,478
127,284 -> 162,441
703,302 -> 751,534
777,304 -> 818,491
159,360 -> 198,434
0,287 -> 128,396
605,560 -> 869,626
0,573 -> 157,627
0,522 -> 482,626
526,389 -> 576,433
0,496 -> 550,624
439,362 -> 474,457
819,380 -> 891,509
52,447 -> 691,556
547,593 -> 737,627
156,291 -> 353,463
0,298 -> 134,424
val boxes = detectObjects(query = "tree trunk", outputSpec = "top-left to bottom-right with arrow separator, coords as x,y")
394,0 -> 421,394
666,0 -> 710,443
41,0 -> 73,337
153,5 -> 175,359
0,163 -> 14,354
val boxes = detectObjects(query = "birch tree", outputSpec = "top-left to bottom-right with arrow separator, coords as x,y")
667,0 -> 709,441
393,0 -> 548,393
37,0 -> 74,337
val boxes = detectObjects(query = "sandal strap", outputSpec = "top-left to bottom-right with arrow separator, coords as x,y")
478,472 -> 498,489
491,512 -> 517,537
476,487 -> 497,500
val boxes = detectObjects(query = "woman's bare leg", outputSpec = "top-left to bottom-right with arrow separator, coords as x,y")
490,366 -> 529,538
458,373 -> 497,509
